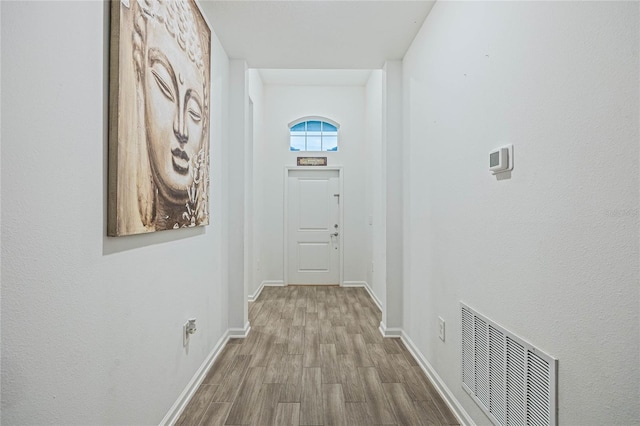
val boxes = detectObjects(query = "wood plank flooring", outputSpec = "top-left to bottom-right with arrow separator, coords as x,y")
176,286 -> 459,426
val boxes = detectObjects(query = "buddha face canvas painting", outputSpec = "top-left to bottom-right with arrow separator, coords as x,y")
108,0 -> 211,236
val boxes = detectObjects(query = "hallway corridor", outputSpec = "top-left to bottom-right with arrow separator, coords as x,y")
176,286 -> 459,425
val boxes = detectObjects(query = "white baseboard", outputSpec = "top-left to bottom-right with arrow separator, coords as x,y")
165,291 -> 472,426
248,280 -> 285,302
379,321 -> 403,338
363,284 -> 383,312
399,330 -> 475,426
160,331 -> 231,425
248,282 -> 264,302
342,281 -> 383,312
228,322 -> 251,338
162,322 -> 252,424
341,280 -> 368,287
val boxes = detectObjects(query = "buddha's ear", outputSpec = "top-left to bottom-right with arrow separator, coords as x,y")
131,0 -> 146,83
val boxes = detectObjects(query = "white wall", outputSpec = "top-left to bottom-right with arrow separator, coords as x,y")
248,70 -> 265,297
366,71 -> 386,311
402,2 -> 639,425
255,83 -> 370,286
1,1 -> 232,423
227,60 -> 249,330
383,61 -> 403,329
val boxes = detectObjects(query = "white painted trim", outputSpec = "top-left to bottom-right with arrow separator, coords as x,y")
288,116 -> 340,130
284,166 -> 288,286
364,284 -> 383,312
248,282 -> 265,303
248,280 -> 285,302
228,322 -> 252,339
164,313 -> 473,426
399,330 -> 475,426
160,331 -> 231,425
341,280 -> 368,287
379,321 -> 402,338
340,281 -> 383,313
162,321 -> 252,424
338,173 -> 344,286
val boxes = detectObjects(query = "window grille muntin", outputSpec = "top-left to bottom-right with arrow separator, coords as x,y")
289,117 -> 339,152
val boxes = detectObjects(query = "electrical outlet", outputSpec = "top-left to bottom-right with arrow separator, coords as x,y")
183,318 -> 197,346
438,317 -> 445,342
257,259 -> 261,271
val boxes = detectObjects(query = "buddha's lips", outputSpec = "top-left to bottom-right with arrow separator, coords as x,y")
172,148 -> 189,162
171,148 -> 189,174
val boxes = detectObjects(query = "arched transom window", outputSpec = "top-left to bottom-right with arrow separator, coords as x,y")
289,117 -> 339,152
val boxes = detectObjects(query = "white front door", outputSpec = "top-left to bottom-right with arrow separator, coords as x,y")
287,169 -> 340,285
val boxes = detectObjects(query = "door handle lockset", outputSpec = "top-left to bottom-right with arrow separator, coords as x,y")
331,232 -> 339,237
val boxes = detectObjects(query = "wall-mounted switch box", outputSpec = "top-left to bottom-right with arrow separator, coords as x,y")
438,317 -> 446,342
489,144 -> 514,174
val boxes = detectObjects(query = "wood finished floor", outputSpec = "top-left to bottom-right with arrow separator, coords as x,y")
176,286 -> 459,426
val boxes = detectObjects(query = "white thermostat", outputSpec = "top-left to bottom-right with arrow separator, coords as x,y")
489,144 -> 513,174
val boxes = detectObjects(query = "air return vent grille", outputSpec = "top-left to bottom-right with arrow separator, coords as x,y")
461,303 -> 557,426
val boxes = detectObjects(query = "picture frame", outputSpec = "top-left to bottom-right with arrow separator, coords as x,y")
108,0 -> 212,236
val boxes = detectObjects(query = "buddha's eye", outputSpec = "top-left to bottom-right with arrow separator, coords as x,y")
151,68 -> 175,102
187,99 -> 202,123
188,108 -> 202,122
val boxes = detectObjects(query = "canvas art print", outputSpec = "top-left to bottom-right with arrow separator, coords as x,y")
108,0 -> 211,236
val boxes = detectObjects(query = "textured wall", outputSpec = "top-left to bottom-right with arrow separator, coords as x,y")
402,2 -> 639,424
1,1 -> 231,423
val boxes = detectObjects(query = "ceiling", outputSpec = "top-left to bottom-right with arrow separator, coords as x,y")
258,68 -> 372,86
199,1 -> 436,70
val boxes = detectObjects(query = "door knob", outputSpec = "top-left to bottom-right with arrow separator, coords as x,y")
331,232 -> 339,237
